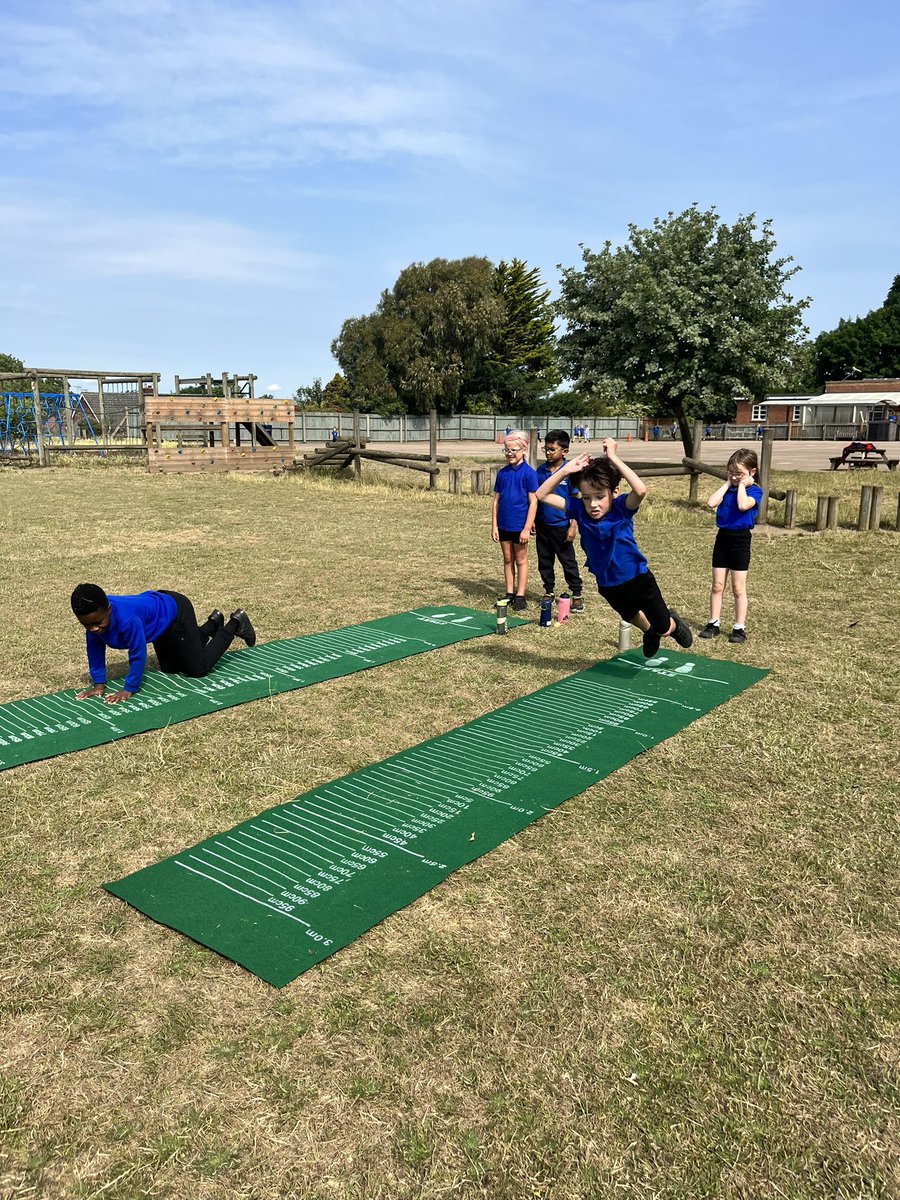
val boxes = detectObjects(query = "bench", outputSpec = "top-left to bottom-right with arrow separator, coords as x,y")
828,455 -> 898,471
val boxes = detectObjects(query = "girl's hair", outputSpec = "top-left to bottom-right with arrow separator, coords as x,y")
727,448 -> 759,478
71,583 -> 109,615
503,430 -> 529,450
570,457 -> 621,495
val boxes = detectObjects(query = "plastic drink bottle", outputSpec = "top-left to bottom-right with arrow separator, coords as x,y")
495,598 -> 508,635
557,593 -> 571,622
539,596 -> 553,628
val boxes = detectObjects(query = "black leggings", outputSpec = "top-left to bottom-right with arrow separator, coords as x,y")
152,591 -> 235,678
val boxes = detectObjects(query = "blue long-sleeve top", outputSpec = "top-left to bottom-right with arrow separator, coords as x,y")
86,591 -> 177,693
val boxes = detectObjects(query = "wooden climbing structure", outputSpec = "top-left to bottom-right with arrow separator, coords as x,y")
146,395 -> 296,474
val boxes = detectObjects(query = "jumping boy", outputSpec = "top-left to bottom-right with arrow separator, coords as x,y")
535,430 -> 584,612
491,431 -> 538,610
70,583 -> 256,704
534,439 -> 693,656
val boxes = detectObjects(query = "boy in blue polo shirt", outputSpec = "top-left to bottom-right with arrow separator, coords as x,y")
534,439 -> 692,657
70,583 -> 256,704
491,431 -> 539,611
535,429 -> 584,612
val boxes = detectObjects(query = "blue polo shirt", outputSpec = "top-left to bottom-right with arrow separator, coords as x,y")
85,590 -> 178,692
565,492 -> 648,588
535,461 -> 575,528
716,484 -> 763,531
494,461 -> 539,531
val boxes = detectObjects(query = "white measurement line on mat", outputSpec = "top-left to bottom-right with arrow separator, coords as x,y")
265,811 -> 361,862
238,826 -> 330,875
174,860 -> 311,926
296,791 -> 433,860
257,815 -> 358,870
327,775 -> 435,822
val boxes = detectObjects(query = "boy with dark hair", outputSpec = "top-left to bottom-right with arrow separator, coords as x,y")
70,583 -> 255,704
534,440 -> 693,657
535,429 -> 584,612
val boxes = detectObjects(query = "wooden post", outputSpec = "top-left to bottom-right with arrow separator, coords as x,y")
488,467 -> 498,492
61,375 -> 74,445
757,429 -> 774,524
815,496 -> 828,531
471,468 -> 486,495
688,419 -> 703,502
826,496 -> 840,530
528,427 -> 539,468
428,409 -> 437,492
97,377 -> 108,444
869,485 -> 883,531
857,485 -> 873,531
896,491 -> 900,531
352,407 -> 362,476
30,374 -> 47,466
448,468 -> 462,494
783,488 -> 797,529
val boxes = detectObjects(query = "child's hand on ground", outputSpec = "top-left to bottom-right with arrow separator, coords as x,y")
103,690 -> 134,705
75,683 -> 105,700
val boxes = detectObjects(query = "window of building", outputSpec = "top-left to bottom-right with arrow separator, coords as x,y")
751,404 -> 766,422
792,405 -> 802,422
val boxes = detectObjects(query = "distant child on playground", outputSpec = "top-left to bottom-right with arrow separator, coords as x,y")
492,430 -> 538,611
698,448 -> 763,645
535,438 -> 693,657
535,430 -> 584,612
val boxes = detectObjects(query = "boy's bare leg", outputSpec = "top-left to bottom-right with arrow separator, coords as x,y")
632,610 -> 676,636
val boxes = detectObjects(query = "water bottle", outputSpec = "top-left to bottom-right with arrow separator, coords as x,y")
495,597 -> 508,635
539,596 -> 553,628
557,593 -> 571,623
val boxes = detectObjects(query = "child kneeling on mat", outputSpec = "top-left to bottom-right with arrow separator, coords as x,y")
534,439 -> 693,657
70,583 -> 256,705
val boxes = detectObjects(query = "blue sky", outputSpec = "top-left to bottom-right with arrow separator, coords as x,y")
2,0 -> 898,395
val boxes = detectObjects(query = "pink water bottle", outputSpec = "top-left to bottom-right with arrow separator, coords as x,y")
557,593 -> 571,623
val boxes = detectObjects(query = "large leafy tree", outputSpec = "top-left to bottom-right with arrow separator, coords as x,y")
333,257 -> 504,415
814,276 -> 900,383
557,205 -> 810,452
332,256 -> 560,415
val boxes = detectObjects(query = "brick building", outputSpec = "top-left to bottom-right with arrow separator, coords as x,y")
735,380 -> 900,438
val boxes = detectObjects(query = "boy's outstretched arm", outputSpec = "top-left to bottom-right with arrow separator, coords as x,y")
534,453 -> 590,509
602,438 -> 646,510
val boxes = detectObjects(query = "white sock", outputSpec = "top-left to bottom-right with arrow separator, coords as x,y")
709,618 -> 720,626
733,623 -> 745,631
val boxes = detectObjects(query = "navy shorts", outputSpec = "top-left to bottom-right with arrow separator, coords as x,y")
598,570 -> 670,632
498,528 -> 526,543
713,529 -> 752,572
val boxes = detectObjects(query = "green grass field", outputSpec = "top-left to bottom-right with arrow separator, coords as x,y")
1,458 -> 898,1200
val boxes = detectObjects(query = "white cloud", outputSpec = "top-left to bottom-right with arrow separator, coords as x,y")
0,195 -> 324,285
266,383 -> 281,391
0,0 -> 482,168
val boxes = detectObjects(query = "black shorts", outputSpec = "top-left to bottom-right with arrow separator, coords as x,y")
712,529 -> 752,572
498,528 -> 525,543
598,570 -> 670,632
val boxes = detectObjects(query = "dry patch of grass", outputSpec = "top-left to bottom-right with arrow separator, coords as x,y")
0,459 -> 898,1200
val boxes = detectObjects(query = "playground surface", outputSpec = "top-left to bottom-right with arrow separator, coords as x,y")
1,463 -> 897,1200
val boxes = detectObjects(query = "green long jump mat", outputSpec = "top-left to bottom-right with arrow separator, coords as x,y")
0,607 -> 524,772
105,650 -> 767,987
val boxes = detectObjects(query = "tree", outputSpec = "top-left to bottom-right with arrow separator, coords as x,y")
323,372 -> 350,410
0,352 -> 26,378
332,257 -> 506,415
474,259 -> 560,410
814,276 -> 900,383
556,205 -> 810,453
294,378 -> 325,407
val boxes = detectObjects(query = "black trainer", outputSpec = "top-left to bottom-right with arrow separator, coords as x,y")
698,621 -> 720,639
669,609 -> 693,648
571,595 -> 585,614
205,609 -> 225,632
642,629 -> 661,658
230,609 -> 256,647
728,627 -> 747,644
512,596 -> 527,611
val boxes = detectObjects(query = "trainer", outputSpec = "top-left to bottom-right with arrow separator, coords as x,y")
70,583 -> 256,705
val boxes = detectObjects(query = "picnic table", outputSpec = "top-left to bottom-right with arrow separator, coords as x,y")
828,442 -> 898,471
